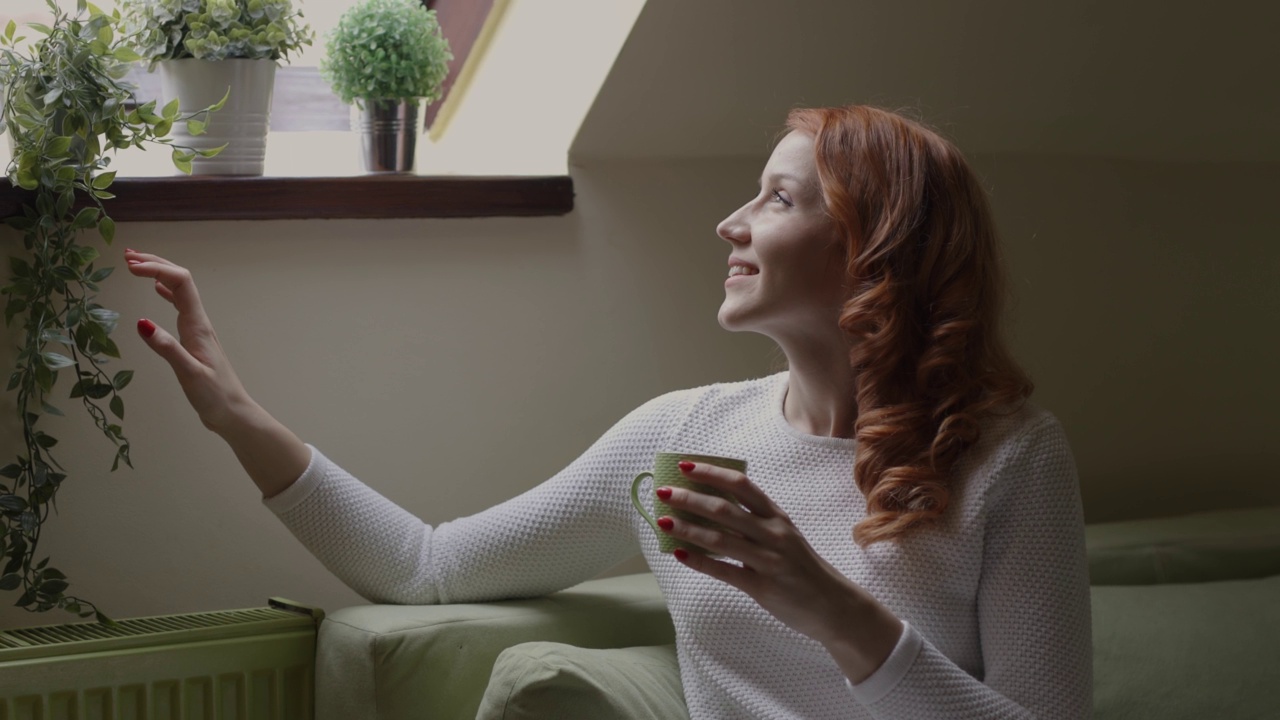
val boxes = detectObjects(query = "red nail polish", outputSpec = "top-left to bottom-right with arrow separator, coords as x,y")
138,319 -> 156,338
678,461 -> 695,472
657,516 -> 674,531
673,548 -> 689,561
656,487 -> 672,500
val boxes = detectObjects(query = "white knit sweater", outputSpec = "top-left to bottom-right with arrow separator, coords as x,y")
264,371 -> 1092,719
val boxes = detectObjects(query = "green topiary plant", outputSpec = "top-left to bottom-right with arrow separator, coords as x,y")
0,0 -> 225,622
119,0 -> 314,69
320,0 -> 453,107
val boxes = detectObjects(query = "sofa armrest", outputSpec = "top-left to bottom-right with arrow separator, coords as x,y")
315,573 -> 674,720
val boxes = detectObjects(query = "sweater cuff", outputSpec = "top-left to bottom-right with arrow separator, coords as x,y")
261,443 -> 323,514
844,620 -> 923,705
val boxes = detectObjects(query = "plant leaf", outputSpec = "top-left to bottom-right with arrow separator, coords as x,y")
47,135 -> 72,155
112,370 -> 133,391
91,171 -> 116,190
9,256 -> 31,278
172,147 -> 194,174
41,579 -> 69,595
98,217 -> 116,244
42,352 -> 75,370
208,87 -> 231,113
109,395 -> 124,420
112,47 -> 142,62
0,495 -> 28,512
72,207 -> 101,230
77,245 -> 101,265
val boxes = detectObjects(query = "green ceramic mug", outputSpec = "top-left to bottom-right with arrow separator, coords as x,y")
630,452 -> 748,554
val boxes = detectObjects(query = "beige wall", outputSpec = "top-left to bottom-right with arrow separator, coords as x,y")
2,152 -> 1277,628
0,157 -> 776,628
971,154 -> 1280,522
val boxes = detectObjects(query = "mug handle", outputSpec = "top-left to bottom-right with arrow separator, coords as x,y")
630,471 -> 661,534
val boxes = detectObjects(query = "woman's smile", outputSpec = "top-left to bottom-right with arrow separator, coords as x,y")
726,258 -> 761,285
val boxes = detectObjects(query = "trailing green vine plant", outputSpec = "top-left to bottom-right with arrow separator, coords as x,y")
0,0 -> 226,622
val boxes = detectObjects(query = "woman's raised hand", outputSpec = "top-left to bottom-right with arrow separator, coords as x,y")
124,250 -> 252,435
125,250 -> 310,498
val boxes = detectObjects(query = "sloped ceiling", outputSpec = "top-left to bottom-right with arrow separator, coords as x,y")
571,0 -> 1279,162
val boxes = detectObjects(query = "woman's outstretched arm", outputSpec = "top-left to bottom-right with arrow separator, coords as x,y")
125,250 -> 310,499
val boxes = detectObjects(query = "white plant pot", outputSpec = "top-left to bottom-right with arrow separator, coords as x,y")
159,58 -> 276,176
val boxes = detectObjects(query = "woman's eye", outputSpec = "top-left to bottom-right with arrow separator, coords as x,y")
771,190 -> 793,207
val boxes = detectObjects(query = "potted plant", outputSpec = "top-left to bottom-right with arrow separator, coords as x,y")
118,0 -> 314,175
0,0 -> 218,622
320,0 -> 452,173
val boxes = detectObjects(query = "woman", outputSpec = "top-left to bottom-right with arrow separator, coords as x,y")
125,105 -> 1092,719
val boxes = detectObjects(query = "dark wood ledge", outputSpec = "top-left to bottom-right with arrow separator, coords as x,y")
0,175 -> 574,222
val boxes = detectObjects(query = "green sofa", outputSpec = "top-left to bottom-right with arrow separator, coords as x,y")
314,505 -> 1280,720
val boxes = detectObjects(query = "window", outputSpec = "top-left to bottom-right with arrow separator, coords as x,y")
1,0 -> 496,133
0,0 -> 577,220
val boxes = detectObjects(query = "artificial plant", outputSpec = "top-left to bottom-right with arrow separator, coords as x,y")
0,0 -> 224,622
320,0 -> 452,107
119,0 -> 313,69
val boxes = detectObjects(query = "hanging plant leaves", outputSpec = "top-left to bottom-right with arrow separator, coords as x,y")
0,0 -> 211,625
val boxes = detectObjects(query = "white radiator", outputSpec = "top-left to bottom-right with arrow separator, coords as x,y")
0,597 -> 324,720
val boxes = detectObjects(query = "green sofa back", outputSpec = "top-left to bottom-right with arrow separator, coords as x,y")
1087,505 -> 1280,720
1085,505 -> 1280,585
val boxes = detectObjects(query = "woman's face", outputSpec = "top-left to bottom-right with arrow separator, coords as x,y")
715,131 -> 849,339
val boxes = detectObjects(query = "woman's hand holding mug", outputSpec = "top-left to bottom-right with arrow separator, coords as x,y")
633,452 -> 904,683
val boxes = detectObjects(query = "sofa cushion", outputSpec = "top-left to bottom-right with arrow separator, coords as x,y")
314,573 -> 674,720
476,642 -> 688,720
1085,505 -> 1280,585
1091,573 -> 1280,719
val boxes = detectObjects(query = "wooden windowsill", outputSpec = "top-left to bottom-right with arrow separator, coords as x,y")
0,175 -> 574,222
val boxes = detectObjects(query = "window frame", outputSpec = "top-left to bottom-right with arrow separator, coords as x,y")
0,0 -> 570,222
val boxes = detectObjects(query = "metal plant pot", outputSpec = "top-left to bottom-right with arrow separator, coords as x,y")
352,98 -> 424,173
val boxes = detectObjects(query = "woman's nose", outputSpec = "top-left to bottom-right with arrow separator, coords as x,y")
716,204 -> 749,245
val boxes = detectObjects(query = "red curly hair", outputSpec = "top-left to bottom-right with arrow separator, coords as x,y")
785,106 -> 1034,546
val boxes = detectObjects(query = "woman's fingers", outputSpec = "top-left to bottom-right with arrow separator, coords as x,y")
654,462 -> 808,568
123,249 -> 178,268
136,318 -> 203,379
154,280 -> 176,304
663,515 -> 761,563
671,545 -> 755,589
677,462 -> 781,518
126,260 -> 210,323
